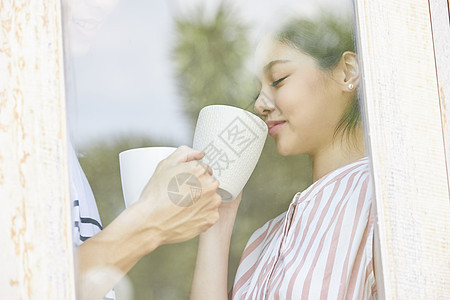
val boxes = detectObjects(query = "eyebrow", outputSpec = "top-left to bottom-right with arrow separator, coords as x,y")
263,59 -> 291,72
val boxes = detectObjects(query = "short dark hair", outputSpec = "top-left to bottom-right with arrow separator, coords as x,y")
275,15 -> 360,140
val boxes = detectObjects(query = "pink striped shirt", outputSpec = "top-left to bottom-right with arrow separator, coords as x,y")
232,158 -> 376,299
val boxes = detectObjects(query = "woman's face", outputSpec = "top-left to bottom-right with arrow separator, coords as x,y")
63,0 -> 119,56
254,40 -> 347,157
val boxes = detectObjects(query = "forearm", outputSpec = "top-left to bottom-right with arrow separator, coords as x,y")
76,205 -> 162,300
190,197 -> 241,300
190,224 -> 233,300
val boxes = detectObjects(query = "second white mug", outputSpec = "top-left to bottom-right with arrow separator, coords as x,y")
119,147 -> 176,208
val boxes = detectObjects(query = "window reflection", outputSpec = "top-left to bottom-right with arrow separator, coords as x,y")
63,0 -> 361,299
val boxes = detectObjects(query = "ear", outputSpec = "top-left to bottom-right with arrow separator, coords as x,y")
334,51 -> 360,92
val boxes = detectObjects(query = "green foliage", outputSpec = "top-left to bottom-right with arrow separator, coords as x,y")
172,2 -> 257,123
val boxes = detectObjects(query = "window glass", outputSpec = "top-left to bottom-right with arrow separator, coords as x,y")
63,0 -> 358,298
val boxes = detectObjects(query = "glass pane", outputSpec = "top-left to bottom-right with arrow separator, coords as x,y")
63,0 -> 369,299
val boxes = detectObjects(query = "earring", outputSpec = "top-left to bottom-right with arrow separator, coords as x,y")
348,83 -> 354,90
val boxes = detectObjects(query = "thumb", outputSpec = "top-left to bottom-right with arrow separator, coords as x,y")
168,145 -> 205,164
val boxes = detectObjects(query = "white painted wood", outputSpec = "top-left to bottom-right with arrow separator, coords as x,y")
429,0 -> 450,192
0,0 -> 76,299
355,0 -> 450,299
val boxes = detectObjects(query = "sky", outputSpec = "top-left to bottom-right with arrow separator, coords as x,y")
67,0 -> 353,149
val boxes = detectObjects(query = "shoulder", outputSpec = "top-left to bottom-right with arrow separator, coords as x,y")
346,157 -> 373,201
336,157 -> 371,183
297,157 -> 372,205
330,157 -> 373,200
315,158 -> 374,235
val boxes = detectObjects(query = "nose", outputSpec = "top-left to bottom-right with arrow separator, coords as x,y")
254,90 -> 276,118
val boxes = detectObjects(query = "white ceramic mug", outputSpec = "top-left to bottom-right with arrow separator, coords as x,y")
193,105 -> 268,201
119,147 -> 176,208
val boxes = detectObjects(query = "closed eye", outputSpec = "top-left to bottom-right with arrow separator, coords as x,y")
271,76 -> 288,87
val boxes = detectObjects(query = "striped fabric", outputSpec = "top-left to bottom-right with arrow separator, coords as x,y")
68,141 -> 116,300
232,157 -> 376,299
68,142 -> 103,247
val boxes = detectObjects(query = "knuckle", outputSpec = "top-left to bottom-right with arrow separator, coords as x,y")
155,160 -> 166,171
182,161 -> 197,172
205,180 -> 220,194
212,179 -> 220,189
196,163 -> 207,173
194,163 -> 209,176
202,163 -> 211,173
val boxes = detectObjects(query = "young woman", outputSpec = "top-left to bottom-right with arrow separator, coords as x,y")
190,16 -> 376,299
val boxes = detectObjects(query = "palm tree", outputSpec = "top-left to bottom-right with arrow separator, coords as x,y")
172,2 -> 256,124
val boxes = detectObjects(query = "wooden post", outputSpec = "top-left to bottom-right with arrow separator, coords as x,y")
429,0 -> 450,191
355,0 -> 450,298
0,0 -> 76,299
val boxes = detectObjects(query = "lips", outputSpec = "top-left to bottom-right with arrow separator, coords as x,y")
266,121 -> 286,136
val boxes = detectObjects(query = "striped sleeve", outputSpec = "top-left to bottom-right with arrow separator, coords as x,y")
68,144 -> 103,247
68,142 -> 116,300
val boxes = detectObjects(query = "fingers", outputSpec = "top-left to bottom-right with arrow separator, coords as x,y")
178,160 -> 214,178
186,149 -> 206,163
195,161 -> 213,176
161,146 -> 213,177
167,145 -> 205,164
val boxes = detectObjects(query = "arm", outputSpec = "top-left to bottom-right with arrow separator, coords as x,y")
76,203 -> 162,300
190,192 -> 242,300
76,146 -> 222,300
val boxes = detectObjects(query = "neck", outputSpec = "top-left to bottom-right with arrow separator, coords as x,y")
311,128 -> 366,182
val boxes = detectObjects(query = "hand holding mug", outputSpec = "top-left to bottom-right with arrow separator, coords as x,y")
129,146 -> 222,245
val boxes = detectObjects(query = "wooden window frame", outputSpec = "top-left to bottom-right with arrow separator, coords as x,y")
355,0 -> 450,298
0,0 -> 76,298
0,0 -> 448,298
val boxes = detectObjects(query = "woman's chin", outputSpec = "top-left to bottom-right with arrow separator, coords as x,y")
275,141 -> 292,156
275,139 -> 304,157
